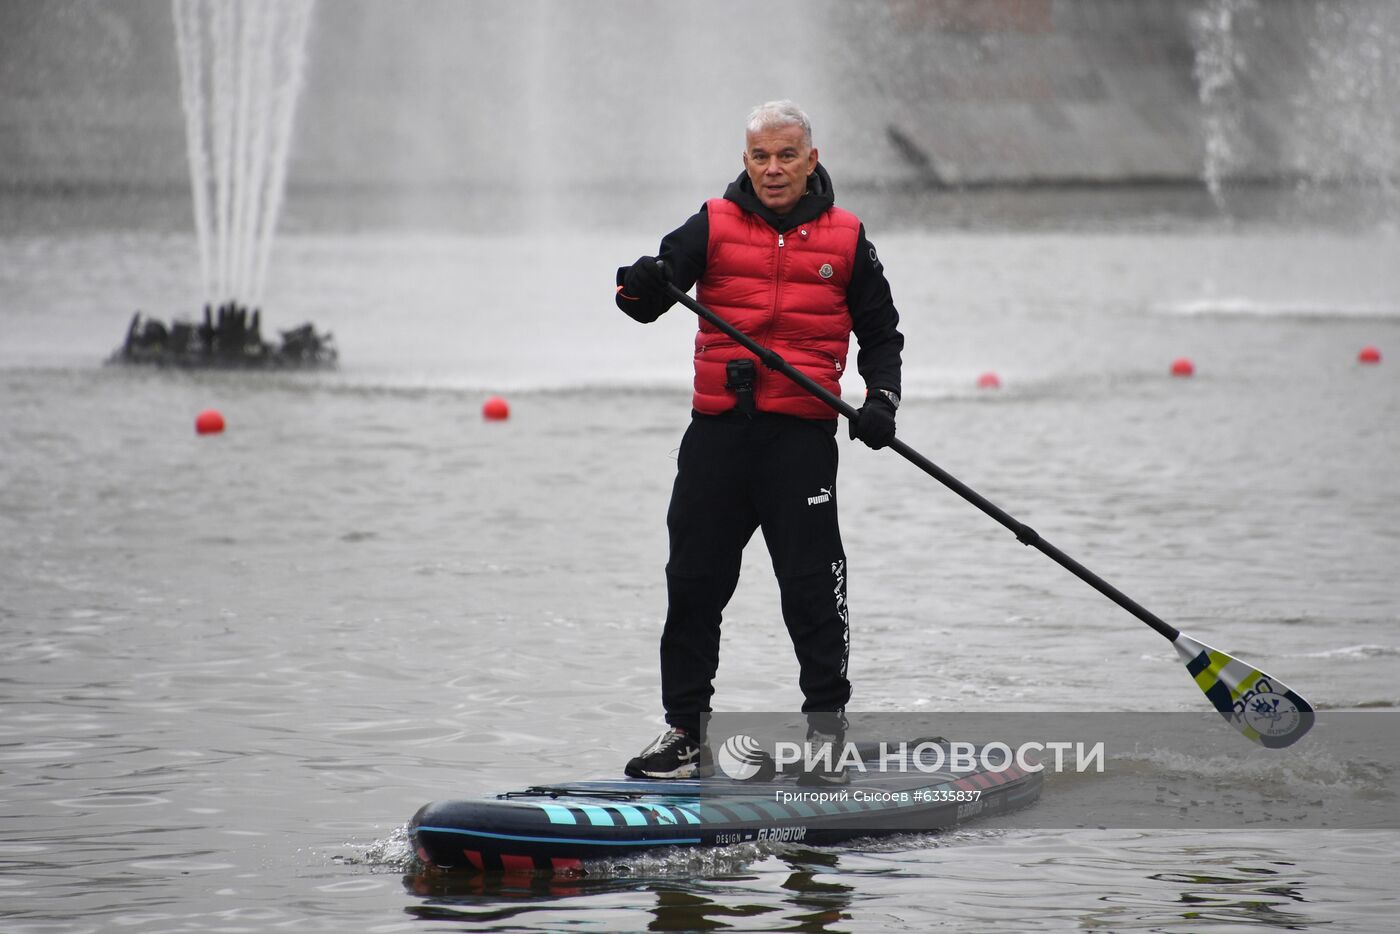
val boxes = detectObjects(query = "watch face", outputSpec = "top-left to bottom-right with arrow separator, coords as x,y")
879,389 -> 900,409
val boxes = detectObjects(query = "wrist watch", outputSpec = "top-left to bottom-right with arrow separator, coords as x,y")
877,389 -> 900,410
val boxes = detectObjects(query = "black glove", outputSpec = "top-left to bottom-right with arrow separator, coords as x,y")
849,392 -> 897,449
621,255 -> 670,303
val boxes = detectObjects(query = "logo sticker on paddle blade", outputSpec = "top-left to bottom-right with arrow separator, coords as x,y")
1240,687 -> 1304,738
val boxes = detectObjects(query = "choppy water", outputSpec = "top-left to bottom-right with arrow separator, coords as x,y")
2,208 -> 1399,931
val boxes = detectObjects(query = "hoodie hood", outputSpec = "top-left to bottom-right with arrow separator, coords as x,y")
723,161 -> 835,231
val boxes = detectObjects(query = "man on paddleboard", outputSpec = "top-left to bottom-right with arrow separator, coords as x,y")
615,100 -> 905,782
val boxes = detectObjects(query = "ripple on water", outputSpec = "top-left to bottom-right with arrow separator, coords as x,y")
127,859 -> 237,872
52,792 -> 171,809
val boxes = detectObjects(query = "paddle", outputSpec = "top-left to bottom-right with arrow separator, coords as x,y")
662,276 -> 1315,749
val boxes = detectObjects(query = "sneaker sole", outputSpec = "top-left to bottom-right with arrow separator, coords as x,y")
625,762 -> 715,780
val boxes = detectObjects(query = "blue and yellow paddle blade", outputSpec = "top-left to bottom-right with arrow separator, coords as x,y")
1173,634 -> 1315,748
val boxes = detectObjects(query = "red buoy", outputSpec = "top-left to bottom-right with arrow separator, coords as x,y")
1358,345 -> 1381,364
976,371 -> 1001,389
482,396 -> 510,421
1170,357 -> 1195,377
195,409 -> 225,435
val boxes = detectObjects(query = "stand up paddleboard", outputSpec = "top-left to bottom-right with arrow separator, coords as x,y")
411,739 -> 1042,873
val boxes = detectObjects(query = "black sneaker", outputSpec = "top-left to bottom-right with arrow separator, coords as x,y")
797,730 -> 851,786
625,728 -> 714,779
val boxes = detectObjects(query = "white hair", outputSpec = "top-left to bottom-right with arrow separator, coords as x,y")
746,100 -> 813,148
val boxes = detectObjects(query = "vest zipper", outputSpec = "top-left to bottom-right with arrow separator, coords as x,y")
758,229 -> 787,409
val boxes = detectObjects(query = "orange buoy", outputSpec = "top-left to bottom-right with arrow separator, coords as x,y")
1170,357 -> 1195,377
1358,345 -> 1381,364
482,396 -> 510,421
195,409 -> 225,435
976,371 -> 1001,389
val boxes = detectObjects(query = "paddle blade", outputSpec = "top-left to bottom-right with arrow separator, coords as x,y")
1173,633 -> 1315,748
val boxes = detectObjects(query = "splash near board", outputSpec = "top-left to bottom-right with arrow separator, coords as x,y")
410,739 -> 1042,872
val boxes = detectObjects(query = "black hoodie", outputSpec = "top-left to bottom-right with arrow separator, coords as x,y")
615,163 -> 904,398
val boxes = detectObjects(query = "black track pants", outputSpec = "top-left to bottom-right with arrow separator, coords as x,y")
660,412 -> 850,735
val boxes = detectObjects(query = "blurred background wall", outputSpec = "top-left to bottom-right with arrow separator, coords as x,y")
3,0 -> 1397,224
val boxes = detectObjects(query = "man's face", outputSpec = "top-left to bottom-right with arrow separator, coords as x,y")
743,123 -> 818,216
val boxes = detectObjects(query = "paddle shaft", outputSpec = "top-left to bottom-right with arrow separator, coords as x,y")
665,280 -> 1182,644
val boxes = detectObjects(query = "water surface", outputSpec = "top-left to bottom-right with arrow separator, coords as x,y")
2,219 -> 1398,931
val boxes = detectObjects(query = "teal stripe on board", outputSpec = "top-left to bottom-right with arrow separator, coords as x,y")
613,804 -> 649,827
751,799 -> 794,821
578,804 -> 615,826
536,803 -> 577,825
725,803 -> 764,822
673,806 -> 702,824
637,803 -> 678,825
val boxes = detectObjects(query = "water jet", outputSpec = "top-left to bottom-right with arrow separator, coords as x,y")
109,0 -> 334,370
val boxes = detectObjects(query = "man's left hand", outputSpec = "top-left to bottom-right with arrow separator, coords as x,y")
849,393 -> 897,449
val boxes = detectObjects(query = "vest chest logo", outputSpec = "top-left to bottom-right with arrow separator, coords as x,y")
818,263 -> 834,279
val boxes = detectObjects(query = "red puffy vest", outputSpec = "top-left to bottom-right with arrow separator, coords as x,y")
692,198 -> 860,419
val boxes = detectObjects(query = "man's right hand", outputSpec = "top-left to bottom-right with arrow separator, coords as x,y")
621,255 -> 670,303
